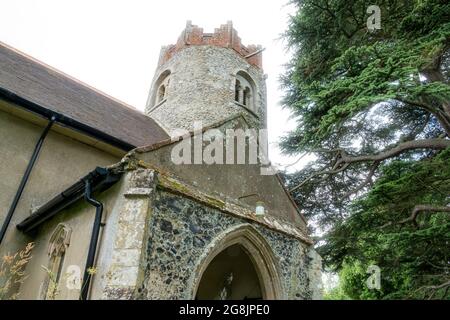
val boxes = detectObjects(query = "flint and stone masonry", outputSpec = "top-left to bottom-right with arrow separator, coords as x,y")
0,21 -> 322,300
146,21 -> 267,134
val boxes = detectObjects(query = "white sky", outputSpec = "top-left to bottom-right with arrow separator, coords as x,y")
0,0 -> 304,170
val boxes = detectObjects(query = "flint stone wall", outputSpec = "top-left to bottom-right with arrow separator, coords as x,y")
136,189 -> 318,300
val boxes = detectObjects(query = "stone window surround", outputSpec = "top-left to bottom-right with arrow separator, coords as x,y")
149,70 -> 171,109
233,100 -> 259,119
234,71 -> 258,115
157,84 -> 167,103
149,97 -> 167,113
41,223 -> 72,299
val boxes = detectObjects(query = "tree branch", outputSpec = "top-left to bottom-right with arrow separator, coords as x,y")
310,1 -> 353,39
289,163 -> 350,193
337,139 -> 450,165
399,205 -> 450,226
382,205 -> 450,228
341,161 -> 380,199
396,97 -> 450,136
415,279 -> 450,300
289,139 -> 450,194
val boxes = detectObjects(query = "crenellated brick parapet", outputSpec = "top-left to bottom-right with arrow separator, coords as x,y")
158,21 -> 263,69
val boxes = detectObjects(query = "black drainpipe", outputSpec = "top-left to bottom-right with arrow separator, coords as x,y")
80,179 -> 104,300
0,116 -> 56,246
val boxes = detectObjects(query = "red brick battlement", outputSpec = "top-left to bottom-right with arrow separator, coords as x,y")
158,21 -> 263,69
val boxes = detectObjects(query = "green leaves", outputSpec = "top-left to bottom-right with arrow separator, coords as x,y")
282,0 -> 450,299
314,149 -> 450,299
283,1 -> 450,151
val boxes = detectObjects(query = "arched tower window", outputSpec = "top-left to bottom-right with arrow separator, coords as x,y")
149,70 -> 171,108
41,224 -> 71,300
234,71 -> 256,113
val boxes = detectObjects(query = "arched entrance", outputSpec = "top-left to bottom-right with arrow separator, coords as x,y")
196,244 -> 262,300
193,225 -> 283,300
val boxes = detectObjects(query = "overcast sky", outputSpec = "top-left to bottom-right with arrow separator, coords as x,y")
1,0 -> 305,170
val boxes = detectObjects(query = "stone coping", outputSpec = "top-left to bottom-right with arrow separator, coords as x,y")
140,163 -> 313,245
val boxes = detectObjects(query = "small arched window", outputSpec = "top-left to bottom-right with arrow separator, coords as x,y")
149,70 -> 171,108
234,71 -> 256,112
41,224 -> 71,300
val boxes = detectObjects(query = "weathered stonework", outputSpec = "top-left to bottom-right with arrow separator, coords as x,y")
135,189 -> 318,300
11,21 -> 322,301
307,249 -> 324,299
101,169 -> 156,299
145,42 -> 267,135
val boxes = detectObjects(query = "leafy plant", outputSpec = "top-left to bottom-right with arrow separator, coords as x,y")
0,242 -> 35,300
41,266 -> 60,300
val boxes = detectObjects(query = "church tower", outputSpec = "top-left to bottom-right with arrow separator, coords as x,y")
145,21 -> 267,134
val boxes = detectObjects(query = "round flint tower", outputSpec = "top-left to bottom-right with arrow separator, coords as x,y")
145,21 -> 267,134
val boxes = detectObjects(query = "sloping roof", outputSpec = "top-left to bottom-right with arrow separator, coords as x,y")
0,42 -> 169,149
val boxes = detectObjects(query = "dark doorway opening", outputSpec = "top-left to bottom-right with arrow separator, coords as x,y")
196,244 -> 263,300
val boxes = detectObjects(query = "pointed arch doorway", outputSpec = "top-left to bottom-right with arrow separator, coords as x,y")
193,225 -> 283,300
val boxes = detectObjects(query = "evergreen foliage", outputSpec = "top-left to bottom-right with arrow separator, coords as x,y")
281,0 -> 450,299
